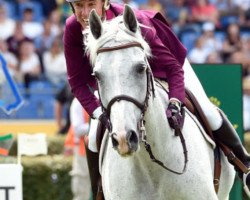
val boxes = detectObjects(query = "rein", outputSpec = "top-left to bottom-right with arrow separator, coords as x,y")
96,41 -> 188,175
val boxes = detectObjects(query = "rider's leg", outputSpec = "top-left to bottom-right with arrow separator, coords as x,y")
183,58 -> 222,131
212,111 -> 250,164
183,58 -> 250,181
85,146 -> 100,199
85,119 -> 101,199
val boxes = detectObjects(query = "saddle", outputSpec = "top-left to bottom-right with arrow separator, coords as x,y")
183,88 -> 248,193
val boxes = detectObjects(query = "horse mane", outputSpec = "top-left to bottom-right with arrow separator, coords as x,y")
84,15 -> 152,66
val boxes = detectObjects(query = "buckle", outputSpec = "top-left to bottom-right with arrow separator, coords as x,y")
213,178 -> 219,186
227,152 -> 236,161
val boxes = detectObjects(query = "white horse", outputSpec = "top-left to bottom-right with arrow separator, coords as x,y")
85,5 -> 235,200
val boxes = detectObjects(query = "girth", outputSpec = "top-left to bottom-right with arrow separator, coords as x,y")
184,88 -> 221,193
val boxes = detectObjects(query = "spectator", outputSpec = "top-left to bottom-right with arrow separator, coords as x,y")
227,51 -> 249,88
6,21 -> 31,57
232,0 -> 250,12
243,77 -> 250,131
200,22 -> 222,54
0,3 -> 15,40
40,0 -> 58,17
240,37 -> 250,131
165,0 -> 189,25
18,38 -> 42,97
221,23 -> 243,61
140,0 -> 165,15
122,0 -> 139,9
158,0 -> 167,7
57,0 -> 72,23
188,36 -> 209,63
209,0 -> 238,16
34,19 -> 56,55
42,36 -> 67,87
110,0 -> 140,8
0,39 -> 19,80
165,0 -> 200,37
54,83 -> 74,134
21,6 -> 44,39
64,97 -> 91,200
242,37 -> 250,77
239,7 -> 250,28
206,51 -> 223,63
48,9 -> 64,37
191,0 -> 220,26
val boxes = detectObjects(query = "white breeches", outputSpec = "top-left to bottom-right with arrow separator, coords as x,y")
183,58 -> 222,130
88,119 -> 99,152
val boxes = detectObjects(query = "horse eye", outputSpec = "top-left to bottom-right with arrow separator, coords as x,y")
92,71 -> 100,80
136,64 -> 146,74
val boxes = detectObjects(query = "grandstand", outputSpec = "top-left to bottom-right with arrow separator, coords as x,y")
0,0 -> 250,133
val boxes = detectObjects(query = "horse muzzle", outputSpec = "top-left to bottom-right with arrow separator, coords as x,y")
111,130 -> 139,156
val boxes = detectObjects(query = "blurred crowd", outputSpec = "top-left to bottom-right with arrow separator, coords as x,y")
0,0 -> 250,131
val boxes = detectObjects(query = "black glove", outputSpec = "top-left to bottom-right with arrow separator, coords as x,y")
98,112 -> 110,129
166,100 -> 185,130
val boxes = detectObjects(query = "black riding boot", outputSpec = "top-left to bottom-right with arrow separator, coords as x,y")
213,112 -> 250,185
85,147 -> 103,200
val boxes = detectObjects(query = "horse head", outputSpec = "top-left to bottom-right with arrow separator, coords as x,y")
86,5 -> 152,156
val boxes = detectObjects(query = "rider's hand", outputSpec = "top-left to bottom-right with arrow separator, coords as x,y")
98,112 -> 110,129
92,106 -> 102,119
92,107 -> 110,129
166,98 -> 185,130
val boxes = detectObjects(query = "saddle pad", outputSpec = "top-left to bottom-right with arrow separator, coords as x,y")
185,108 -> 216,148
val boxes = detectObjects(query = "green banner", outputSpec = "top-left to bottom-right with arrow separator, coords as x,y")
192,64 -> 243,200
0,133 -> 13,141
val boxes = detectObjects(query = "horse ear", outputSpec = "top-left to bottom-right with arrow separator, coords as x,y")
89,9 -> 103,39
123,4 -> 138,33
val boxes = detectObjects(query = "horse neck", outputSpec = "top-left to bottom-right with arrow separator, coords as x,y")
143,86 -> 175,155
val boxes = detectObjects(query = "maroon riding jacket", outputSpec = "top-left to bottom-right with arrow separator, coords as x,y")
63,3 -> 187,116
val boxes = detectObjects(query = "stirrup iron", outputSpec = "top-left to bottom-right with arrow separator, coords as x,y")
243,169 -> 250,198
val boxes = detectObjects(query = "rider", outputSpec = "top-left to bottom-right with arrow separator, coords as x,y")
63,0 -> 250,198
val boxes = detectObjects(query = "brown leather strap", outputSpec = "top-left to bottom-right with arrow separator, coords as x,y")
185,88 -> 221,192
219,142 -> 250,174
214,147 -> 221,193
96,179 -> 105,200
186,88 -> 250,185
214,161 -> 221,193
184,97 -> 195,115
96,119 -> 107,152
105,95 -> 144,117
143,126 -> 188,175
185,88 -> 215,141
97,42 -> 143,54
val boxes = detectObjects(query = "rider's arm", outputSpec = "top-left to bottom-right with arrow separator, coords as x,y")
64,16 -> 100,116
139,16 -> 185,103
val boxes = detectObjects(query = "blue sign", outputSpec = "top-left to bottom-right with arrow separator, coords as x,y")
0,53 -> 23,114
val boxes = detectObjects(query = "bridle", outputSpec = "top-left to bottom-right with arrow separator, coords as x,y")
96,41 -> 188,175
96,42 -> 155,134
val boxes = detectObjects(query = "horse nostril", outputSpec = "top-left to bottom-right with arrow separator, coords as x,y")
111,133 -> 119,148
127,130 -> 138,147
